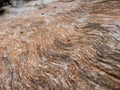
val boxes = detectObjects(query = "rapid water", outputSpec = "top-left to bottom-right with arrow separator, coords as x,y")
0,0 -> 55,18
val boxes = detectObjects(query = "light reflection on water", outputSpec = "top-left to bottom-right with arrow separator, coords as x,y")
0,0 -> 55,18
11,0 -> 54,7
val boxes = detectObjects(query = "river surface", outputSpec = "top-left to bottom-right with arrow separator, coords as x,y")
0,0 -> 55,18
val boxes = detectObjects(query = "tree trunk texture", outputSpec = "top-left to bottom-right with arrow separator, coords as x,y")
0,0 -> 120,90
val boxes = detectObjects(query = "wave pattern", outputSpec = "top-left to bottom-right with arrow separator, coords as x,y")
0,0 -> 120,90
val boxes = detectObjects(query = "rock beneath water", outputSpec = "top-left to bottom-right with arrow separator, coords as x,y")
0,0 -> 120,90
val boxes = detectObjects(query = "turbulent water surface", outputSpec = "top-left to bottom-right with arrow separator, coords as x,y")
0,0 -> 120,90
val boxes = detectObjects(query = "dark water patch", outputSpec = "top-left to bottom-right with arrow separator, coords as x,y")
93,42 -> 112,58
45,51 -> 73,63
0,9 -> 5,15
54,39 -> 73,50
82,23 -> 107,31
108,52 -> 120,62
99,0 -> 120,3
0,0 -> 11,8
1,56 -> 11,67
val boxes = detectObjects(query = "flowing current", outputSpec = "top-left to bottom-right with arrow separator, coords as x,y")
0,0 -> 55,18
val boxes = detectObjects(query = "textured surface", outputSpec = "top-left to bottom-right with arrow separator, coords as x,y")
0,0 -> 120,90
